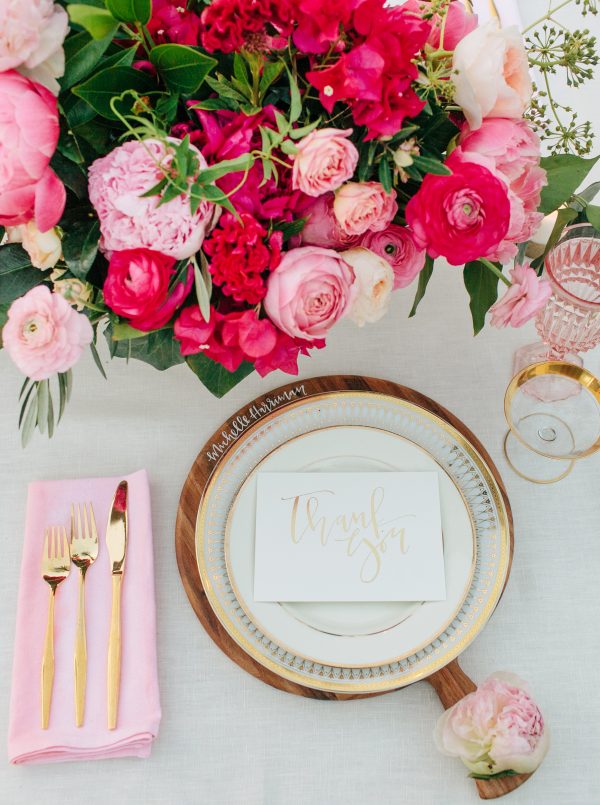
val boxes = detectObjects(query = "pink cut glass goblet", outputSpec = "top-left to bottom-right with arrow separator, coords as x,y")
514,224 -> 600,400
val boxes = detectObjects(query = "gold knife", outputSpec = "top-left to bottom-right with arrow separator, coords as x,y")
106,480 -> 128,730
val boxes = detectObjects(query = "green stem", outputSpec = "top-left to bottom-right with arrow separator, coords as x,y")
521,0 -> 574,34
479,258 -> 511,286
543,69 -> 567,135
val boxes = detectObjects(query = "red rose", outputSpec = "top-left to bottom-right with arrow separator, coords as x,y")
104,249 -> 193,331
405,155 -> 511,266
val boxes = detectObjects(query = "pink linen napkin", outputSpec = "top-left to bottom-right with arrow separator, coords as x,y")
8,469 -> 161,764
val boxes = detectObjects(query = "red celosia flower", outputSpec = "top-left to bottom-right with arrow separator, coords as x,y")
203,213 -> 282,305
200,0 -> 294,53
147,0 -> 202,46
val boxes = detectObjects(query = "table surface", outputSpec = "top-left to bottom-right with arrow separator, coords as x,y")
2,2 -> 599,804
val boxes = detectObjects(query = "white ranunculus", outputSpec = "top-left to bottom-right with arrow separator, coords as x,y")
341,247 -> 394,327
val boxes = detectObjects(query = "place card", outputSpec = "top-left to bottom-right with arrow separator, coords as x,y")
254,472 -> 446,602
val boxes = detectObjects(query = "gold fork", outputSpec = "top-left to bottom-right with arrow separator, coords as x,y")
41,526 -> 71,729
70,503 -> 99,727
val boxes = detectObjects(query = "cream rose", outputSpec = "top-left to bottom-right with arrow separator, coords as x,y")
453,22 -> 532,130
6,221 -> 62,269
341,247 -> 394,327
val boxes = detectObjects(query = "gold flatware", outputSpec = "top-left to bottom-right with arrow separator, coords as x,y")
106,481 -> 128,730
70,503 -> 99,727
40,526 -> 70,729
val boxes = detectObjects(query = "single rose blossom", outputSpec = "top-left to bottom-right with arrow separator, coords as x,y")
405,153 -> 511,266
334,182 -> 398,237
453,22 -> 532,130
0,71 -> 65,232
103,248 -> 193,332
341,247 -> 394,326
0,0 -> 68,94
292,128 -> 358,197
2,285 -> 92,380
360,225 -> 425,289
435,672 -> 550,776
88,138 -> 218,260
147,0 -> 202,46
264,246 -> 357,340
298,194 -> 361,249
401,0 -> 477,50
489,262 -> 552,328
6,221 -> 62,269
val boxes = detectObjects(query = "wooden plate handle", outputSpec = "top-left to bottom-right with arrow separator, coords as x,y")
427,660 -> 533,800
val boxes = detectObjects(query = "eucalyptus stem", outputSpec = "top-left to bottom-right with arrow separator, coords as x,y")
479,258 -> 511,286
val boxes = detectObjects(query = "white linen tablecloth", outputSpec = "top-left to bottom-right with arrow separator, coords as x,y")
1,2 -> 599,803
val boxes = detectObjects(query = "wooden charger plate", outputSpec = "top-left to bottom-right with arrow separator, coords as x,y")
176,375 -> 531,799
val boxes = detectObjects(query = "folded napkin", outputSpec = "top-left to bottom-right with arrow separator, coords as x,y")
8,469 -> 161,764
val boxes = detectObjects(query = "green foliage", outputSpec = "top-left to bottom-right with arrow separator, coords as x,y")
19,372 -> 73,447
73,66 -> 157,119
105,0 -> 151,23
585,204 -> 600,231
539,153 -> 600,213
105,326 -> 186,370
67,5 -> 117,39
149,44 -> 217,95
186,353 -> 255,397
463,261 -> 500,336
409,256 -> 434,317
62,219 -> 100,278
0,246 -> 48,305
61,30 -> 117,90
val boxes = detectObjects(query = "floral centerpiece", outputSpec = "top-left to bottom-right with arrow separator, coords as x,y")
0,0 -> 598,443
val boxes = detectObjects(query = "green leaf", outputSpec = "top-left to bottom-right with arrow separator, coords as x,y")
186,353 -> 255,398
50,151 -> 88,199
90,339 -> 107,378
193,253 -> 212,322
469,770 -> 520,781
259,61 -> 284,95
73,66 -> 157,120
0,302 -> 9,348
286,66 -> 302,123
412,155 -> 452,176
47,390 -> 55,439
196,154 -> 254,184
463,260 -> 500,335
21,391 -> 39,448
273,218 -> 307,242
378,158 -> 392,193
409,256 -> 434,317
105,326 -> 185,370
0,245 -> 48,305
105,0 -> 151,23
233,52 -> 250,87
150,44 -> 216,94
62,220 -> 100,278
204,75 -> 247,103
539,154 -> 600,214
280,139 -> 298,156
112,321 -> 155,340
61,29 -> 117,90
585,204 -> 600,231
68,5 -> 117,39
531,207 -> 578,271
288,120 -> 320,140
37,380 -> 49,436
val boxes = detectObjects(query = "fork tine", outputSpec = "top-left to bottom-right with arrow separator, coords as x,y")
42,528 -> 49,560
51,526 -> 56,559
70,504 -> 76,543
61,526 -> 69,559
83,503 -> 90,541
88,502 -> 98,543
77,504 -> 83,544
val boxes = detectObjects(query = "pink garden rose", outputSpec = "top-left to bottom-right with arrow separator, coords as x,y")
489,262 -> 552,328
0,71 -> 65,232
333,182 -> 398,237
103,249 -> 193,332
435,672 -> 549,776
0,0 -> 68,94
2,285 -> 92,380
264,246 -> 357,340
405,153 -> 511,266
341,247 -> 394,326
455,118 -> 547,262
361,225 -> 425,289
402,0 -> 477,50
88,139 -> 218,260
298,193 -> 361,249
292,128 -> 359,197
453,22 -> 532,130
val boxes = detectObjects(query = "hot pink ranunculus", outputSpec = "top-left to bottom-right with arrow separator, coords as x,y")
0,70 -> 65,232
360,225 -> 426,289
88,138 -> 217,260
333,182 -> 398,237
298,193 -> 361,249
292,128 -> 358,197
405,153 -> 511,266
489,262 -> 552,328
453,22 -> 532,130
264,246 -> 357,340
2,285 -> 92,380
454,118 -> 547,262
401,0 -> 477,50
435,672 -> 549,776
103,249 -> 193,332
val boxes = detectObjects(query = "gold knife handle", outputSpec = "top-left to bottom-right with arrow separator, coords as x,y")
41,589 -> 55,729
107,573 -> 123,730
74,570 -> 87,727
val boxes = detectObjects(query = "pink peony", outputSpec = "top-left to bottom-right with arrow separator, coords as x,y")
405,153 -> 511,266
402,0 -> 477,50
292,128 -> 358,197
489,262 -> 552,328
454,119 -> 547,262
0,0 -> 68,94
103,249 -> 193,332
435,672 -> 549,776
88,139 -> 217,260
264,246 -> 357,340
298,193 -> 361,249
341,247 -> 394,326
360,225 -> 425,289
453,22 -> 532,130
0,71 -> 65,232
334,182 -> 398,237
2,285 -> 92,380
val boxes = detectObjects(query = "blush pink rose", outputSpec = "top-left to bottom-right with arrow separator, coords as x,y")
264,246 -> 357,340
298,193 -> 361,249
435,672 -> 549,776
453,22 -> 532,130
0,70 -> 65,232
455,118 -> 547,262
103,249 -> 193,331
489,262 -> 552,328
402,0 -> 477,50
88,138 -> 218,260
2,285 -> 92,380
333,182 -> 398,237
360,225 -> 425,289
292,128 -> 359,197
